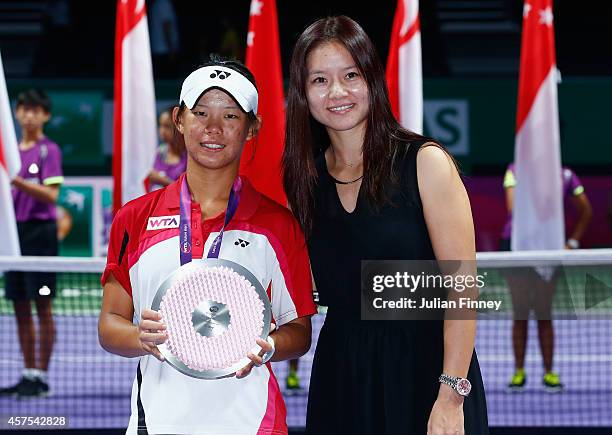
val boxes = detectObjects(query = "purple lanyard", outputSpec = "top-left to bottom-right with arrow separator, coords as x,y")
179,176 -> 242,265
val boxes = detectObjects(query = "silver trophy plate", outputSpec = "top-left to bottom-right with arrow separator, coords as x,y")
151,258 -> 272,379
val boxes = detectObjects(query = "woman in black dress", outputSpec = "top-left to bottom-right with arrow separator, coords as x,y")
283,16 -> 488,435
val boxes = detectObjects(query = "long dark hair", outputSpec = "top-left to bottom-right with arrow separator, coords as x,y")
283,15 -> 431,236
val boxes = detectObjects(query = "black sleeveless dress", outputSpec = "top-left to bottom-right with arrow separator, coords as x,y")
306,141 -> 489,435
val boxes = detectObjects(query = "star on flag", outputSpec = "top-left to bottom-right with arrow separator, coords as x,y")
250,0 -> 263,16
523,3 -> 532,17
539,7 -> 553,26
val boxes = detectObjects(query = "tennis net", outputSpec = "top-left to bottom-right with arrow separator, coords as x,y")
0,250 -> 611,429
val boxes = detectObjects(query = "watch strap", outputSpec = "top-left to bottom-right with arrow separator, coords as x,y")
439,373 -> 458,388
439,373 -> 471,396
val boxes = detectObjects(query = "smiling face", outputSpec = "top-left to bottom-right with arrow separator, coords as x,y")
305,41 -> 369,136
175,88 -> 258,172
158,111 -> 174,144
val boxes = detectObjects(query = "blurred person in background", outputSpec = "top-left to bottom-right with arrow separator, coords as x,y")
148,106 -> 187,191
219,19 -> 244,62
0,89 -> 64,398
148,0 -> 180,78
501,162 -> 592,392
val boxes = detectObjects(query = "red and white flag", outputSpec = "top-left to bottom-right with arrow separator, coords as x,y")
0,51 -> 21,256
113,0 -> 157,213
511,0 -> 564,250
386,0 -> 423,134
243,0 -> 287,206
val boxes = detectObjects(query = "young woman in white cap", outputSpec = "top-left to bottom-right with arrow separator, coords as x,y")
99,58 -> 316,435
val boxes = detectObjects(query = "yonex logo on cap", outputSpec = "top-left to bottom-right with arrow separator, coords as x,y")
210,70 -> 231,80
180,65 -> 258,114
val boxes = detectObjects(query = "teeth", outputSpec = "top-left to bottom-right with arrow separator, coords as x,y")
202,143 -> 224,149
329,104 -> 353,112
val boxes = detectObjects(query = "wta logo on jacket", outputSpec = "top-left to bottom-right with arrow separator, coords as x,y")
146,215 -> 179,230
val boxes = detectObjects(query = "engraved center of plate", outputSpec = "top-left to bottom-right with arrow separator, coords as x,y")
192,300 -> 230,337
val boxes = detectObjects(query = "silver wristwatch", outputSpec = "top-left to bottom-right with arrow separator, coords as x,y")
439,373 -> 472,397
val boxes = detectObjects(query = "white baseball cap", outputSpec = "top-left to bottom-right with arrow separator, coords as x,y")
179,65 -> 258,114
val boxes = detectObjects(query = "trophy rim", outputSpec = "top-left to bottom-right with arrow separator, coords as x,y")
151,258 -> 272,379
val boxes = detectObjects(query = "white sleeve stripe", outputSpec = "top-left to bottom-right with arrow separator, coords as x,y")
275,310 -> 298,326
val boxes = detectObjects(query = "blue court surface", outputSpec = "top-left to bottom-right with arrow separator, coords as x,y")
1,313 -> 610,430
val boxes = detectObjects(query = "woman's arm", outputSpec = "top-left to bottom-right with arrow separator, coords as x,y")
98,274 -> 166,360
417,145 -> 476,434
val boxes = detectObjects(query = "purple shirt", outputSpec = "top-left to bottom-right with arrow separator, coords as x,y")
149,144 -> 187,192
12,138 -> 64,222
501,163 -> 584,240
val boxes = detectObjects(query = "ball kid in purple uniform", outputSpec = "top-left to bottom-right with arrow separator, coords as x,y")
502,162 -> 592,392
0,89 -> 64,398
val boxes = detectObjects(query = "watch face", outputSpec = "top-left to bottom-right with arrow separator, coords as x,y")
457,378 -> 472,396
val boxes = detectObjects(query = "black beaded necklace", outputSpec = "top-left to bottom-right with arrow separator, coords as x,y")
329,174 -> 364,185
327,148 -> 363,184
